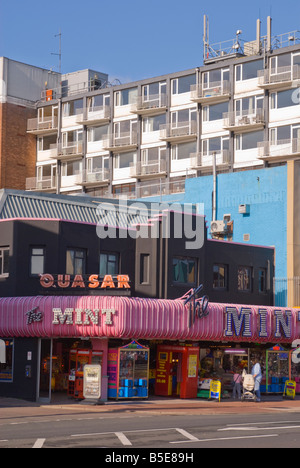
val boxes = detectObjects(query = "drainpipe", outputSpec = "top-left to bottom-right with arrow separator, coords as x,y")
212,151 -> 217,221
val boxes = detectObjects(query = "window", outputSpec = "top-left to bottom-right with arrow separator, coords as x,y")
66,249 -> 86,275
270,88 -> 300,109
171,108 -> 197,129
235,130 -> 264,151
202,137 -> 229,155
100,253 -> 119,276
142,114 -> 166,133
112,183 -> 136,197
203,102 -> 228,122
213,264 -> 227,289
270,125 -> 295,145
140,254 -> 150,284
142,82 -> 166,103
87,124 -> 109,142
235,60 -> 264,81
30,247 -> 45,276
172,74 -> 196,94
141,147 -> 166,165
37,164 -> 56,182
115,88 -> 138,106
0,247 -> 9,277
62,129 -> 83,149
0,339 -> 13,382
259,268 -> 267,293
172,258 -> 196,284
235,95 -> 263,116
115,151 -> 136,169
203,68 -> 229,88
38,134 -> 57,151
87,156 -> 109,173
88,94 -> 110,110
63,99 -> 83,117
61,160 -> 82,177
270,53 -> 291,73
171,141 -> 197,160
238,266 -> 252,292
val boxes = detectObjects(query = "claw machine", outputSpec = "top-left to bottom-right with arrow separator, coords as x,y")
107,341 -> 149,399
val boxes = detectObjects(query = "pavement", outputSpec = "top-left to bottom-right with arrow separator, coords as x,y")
1,395 -> 300,418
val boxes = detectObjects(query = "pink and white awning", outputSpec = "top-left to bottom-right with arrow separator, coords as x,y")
0,295 -> 299,344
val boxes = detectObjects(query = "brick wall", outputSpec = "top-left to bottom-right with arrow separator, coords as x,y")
0,102 -> 36,190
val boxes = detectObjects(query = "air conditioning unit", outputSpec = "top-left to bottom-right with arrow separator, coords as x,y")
239,204 -> 250,214
210,220 -> 227,234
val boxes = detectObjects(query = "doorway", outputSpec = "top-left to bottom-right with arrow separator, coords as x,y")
37,338 -> 53,403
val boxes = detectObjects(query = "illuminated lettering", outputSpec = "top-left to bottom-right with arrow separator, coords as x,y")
274,310 -> 292,338
225,307 -> 252,338
52,308 -> 116,326
52,308 -> 74,325
101,275 -> 115,289
258,309 -> 268,338
102,309 -> 116,325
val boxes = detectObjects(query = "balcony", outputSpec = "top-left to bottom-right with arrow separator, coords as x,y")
258,138 -> 300,162
191,81 -> 230,104
130,94 -> 167,116
76,106 -> 111,125
160,121 -> 197,143
191,150 -> 230,170
26,176 -> 56,192
76,169 -> 110,187
27,117 -> 58,135
54,142 -> 83,160
103,133 -> 137,152
258,65 -> 300,90
130,160 -> 167,179
223,109 -> 265,133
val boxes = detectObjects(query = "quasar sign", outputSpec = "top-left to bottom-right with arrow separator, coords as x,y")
39,274 -> 130,290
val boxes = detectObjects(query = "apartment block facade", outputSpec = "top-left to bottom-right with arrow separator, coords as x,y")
0,58 -> 62,190
25,28 -> 300,200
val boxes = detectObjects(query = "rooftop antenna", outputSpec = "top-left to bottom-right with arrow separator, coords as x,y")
203,15 -> 209,62
51,29 -> 62,74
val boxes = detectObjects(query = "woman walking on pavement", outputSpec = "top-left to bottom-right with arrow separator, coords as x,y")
251,357 -> 262,402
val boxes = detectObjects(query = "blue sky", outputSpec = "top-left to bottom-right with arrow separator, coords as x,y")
1,0 -> 300,83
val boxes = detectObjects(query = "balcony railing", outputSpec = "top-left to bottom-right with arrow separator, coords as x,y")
130,94 -> 167,115
223,109 -> 264,132
191,150 -> 230,169
56,142 -> 83,159
130,160 -> 167,178
191,81 -> 230,103
76,169 -> 110,186
26,176 -> 56,191
258,65 -> 300,88
258,138 -> 300,160
27,116 -> 58,134
160,121 -> 197,142
103,132 -> 137,151
77,105 -> 111,125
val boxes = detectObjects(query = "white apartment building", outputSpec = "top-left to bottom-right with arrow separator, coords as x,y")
26,20 -> 300,199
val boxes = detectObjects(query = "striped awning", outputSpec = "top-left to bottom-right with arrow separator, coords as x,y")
0,189 -> 149,228
0,295 -> 298,344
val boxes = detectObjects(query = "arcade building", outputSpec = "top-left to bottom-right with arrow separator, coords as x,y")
0,189 -> 296,403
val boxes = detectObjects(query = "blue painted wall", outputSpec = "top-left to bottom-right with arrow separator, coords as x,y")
184,166 -> 287,278
138,166 -> 288,304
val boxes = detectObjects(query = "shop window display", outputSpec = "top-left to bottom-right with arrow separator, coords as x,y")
198,347 -> 267,398
108,341 -> 149,399
0,339 -> 13,382
265,345 -> 289,393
